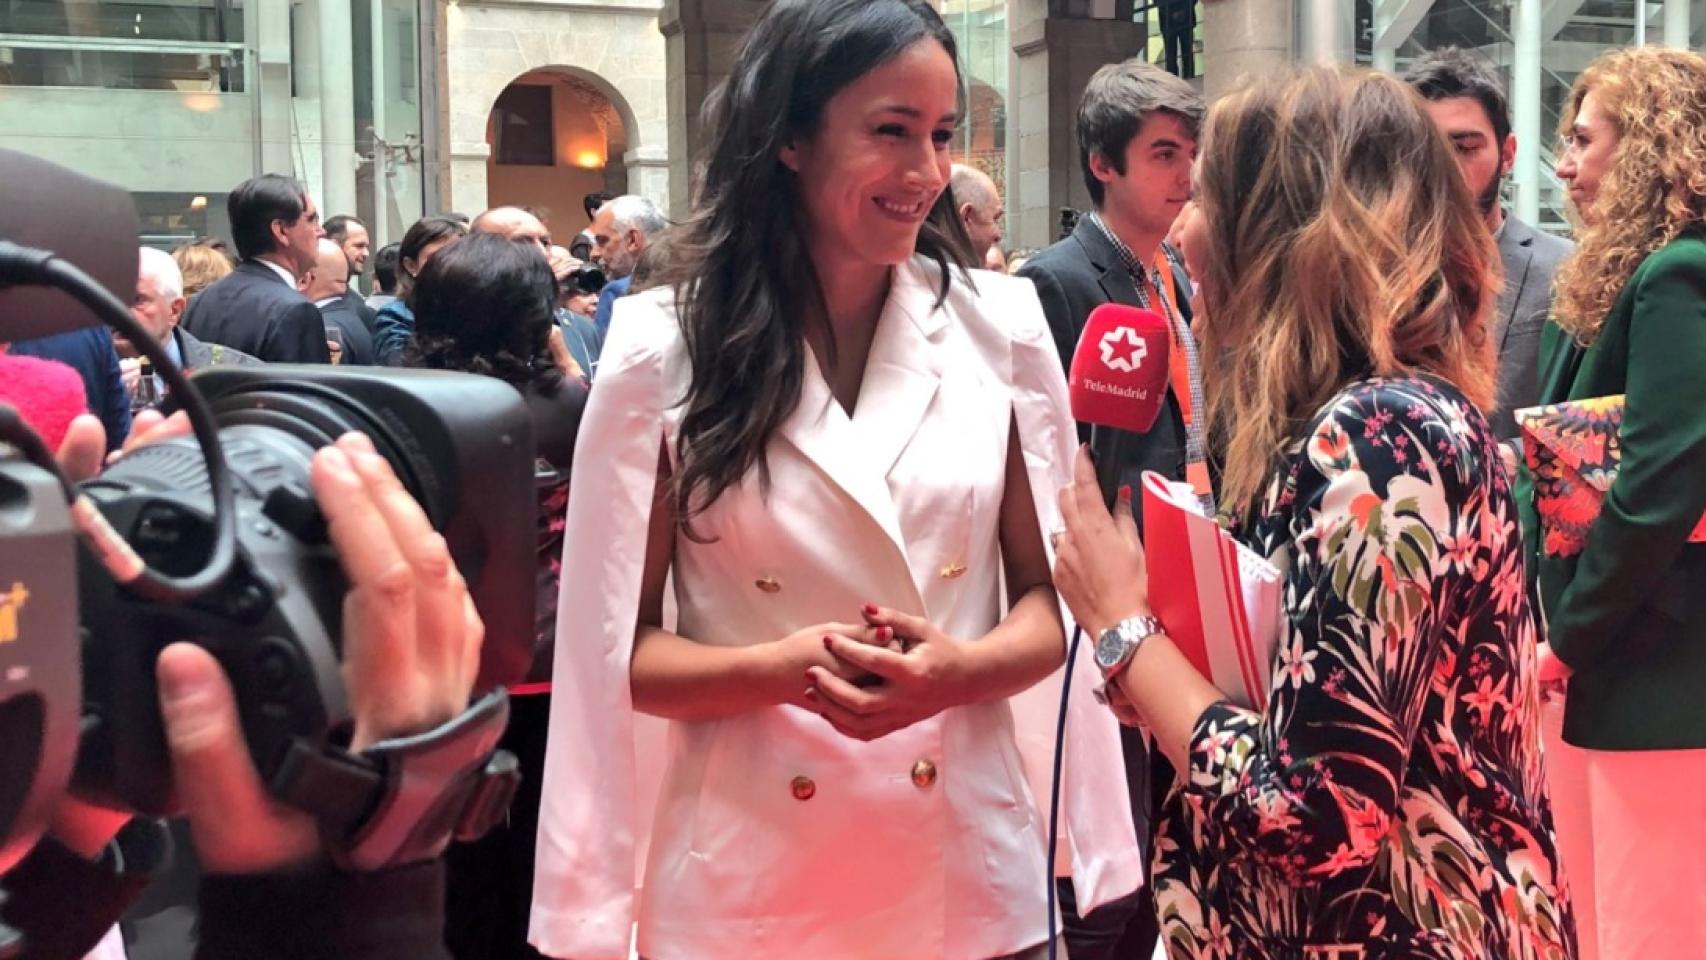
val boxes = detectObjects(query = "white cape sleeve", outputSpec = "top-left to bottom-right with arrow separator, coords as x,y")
529,294 -> 672,959
1001,274 -> 1148,913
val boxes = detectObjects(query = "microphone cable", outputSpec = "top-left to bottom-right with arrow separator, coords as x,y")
1044,621 -> 1084,960
0,240 -> 239,602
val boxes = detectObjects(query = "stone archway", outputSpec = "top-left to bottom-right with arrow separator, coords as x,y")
445,2 -> 670,220
483,67 -> 636,241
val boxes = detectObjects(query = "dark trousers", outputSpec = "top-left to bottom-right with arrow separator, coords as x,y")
1057,723 -> 1172,960
1160,0 -> 1195,78
444,691 -> 552,960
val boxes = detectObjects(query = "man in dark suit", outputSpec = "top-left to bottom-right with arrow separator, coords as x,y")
1405,48 -> 1573,440
324,213 -> 380,338
303,238 -> 377,366
180,174 -> 331,363
1015,58 -> 1204,960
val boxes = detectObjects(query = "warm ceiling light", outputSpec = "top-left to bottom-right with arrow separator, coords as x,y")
182,93 -> 221,113
574,150 -> 604,169
189,196 -> 208,210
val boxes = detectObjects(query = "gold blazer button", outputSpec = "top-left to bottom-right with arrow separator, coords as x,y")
790,775 -> 816,801
755,576 -> 782,594
911,759 -> 938,789
939,562 -> 967,580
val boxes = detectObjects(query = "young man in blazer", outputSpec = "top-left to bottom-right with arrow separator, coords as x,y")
1016,58 -> 1204,960
180,174 -> 332,364
1405,48 -> 1573,440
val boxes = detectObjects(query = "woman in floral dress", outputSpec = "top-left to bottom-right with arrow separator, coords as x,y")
1051,68 -> 1576,959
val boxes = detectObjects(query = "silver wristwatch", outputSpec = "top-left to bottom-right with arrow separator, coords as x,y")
1092,614 -> 1163,684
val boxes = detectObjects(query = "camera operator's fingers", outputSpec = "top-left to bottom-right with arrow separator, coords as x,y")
113,409 -> 191,461
460,591 -> 485,694
311,444 -> 419,732
156,642 -> 319,873
55,413 -> 107,482
337,433 -> 470,702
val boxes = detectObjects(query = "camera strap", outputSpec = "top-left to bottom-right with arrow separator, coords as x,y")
268,689 -> 520,872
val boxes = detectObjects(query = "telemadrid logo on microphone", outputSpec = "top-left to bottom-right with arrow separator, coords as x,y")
1099,325 -> 1148,373
1082,325 -> 1155,400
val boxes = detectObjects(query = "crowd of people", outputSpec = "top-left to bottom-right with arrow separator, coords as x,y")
5,0 -> 1705,957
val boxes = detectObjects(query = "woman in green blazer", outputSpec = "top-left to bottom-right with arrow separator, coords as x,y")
1528,47 -> 1706,960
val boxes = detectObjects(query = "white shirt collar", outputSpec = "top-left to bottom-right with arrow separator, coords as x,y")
256,257 -> 299,287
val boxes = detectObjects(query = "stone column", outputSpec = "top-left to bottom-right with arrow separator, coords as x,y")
1201,0 -> 1293,99
659,0 -> 763,219
1006,0 -> 1146,250
253,0 -> 295,177
1295,0 -> 1354,64
1511,0 -> 1542,224
625,146 -> 672,216
317,0 -> 358,216
1662,0 -> 1691,47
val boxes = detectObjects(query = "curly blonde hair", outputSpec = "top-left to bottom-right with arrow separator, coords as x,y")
1553,47 -> 1706,344
1194,67 -> 1497,513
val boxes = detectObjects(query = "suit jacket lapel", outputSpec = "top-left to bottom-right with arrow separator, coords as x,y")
1496,218 -> 1537,354
1074,218 -> 1144,309
776,261 -> 943,556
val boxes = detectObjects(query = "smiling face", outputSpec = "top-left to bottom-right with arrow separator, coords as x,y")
1556,90 -> 1620,222
779,38 -> 960,278
1093,110 -> 1196,248
339,221 -> 371,274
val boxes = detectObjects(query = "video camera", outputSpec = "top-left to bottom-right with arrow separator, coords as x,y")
0,152 -> 536,908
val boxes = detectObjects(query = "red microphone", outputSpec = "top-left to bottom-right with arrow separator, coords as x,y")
1067,303 -> 1172,434
0,352 -> 89,452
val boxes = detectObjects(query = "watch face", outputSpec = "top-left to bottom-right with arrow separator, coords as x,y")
1094,628 -> 1127,670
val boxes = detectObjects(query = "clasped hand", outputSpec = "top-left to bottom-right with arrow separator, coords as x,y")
801,604 -> 975,742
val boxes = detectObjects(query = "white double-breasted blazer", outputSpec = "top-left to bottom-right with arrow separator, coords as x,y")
529,257 -> 1142,960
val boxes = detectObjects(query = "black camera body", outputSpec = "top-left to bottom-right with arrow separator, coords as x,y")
1,151 -> 539,905
74,365 -> 537,814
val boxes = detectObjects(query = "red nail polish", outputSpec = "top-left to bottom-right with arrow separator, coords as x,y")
823,635 -> 836,649
877,626 -> 894,642
1117,484 -> 1133,503
863,603 -> 880,618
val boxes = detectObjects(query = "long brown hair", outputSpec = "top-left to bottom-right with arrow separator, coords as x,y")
1194,67 -> 1497,513
1552,47 -> 1706,345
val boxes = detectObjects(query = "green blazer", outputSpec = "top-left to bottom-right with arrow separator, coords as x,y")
1529,228 -> 1706,750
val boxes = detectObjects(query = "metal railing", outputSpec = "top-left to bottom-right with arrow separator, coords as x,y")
0,33 -> 251,92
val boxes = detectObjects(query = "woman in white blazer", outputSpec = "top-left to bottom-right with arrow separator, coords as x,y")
527,2 -> 1140,958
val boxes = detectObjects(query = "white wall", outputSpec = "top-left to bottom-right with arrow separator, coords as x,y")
0,87 -> 257,195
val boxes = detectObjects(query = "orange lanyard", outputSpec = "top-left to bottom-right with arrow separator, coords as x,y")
1147,259 -> 1194,430
1150,254 -> 1214,502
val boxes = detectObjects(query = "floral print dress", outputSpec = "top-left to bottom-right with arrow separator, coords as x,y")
1153,377 -> 1576,960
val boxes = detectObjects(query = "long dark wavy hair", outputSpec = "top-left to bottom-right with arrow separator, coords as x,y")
402,231 -> 564,397
644,0 -> 970,535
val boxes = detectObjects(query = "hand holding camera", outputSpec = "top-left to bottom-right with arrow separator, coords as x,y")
48,415 -> 487,874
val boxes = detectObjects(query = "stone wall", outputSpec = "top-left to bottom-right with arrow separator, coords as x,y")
444,0 -> 671,215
